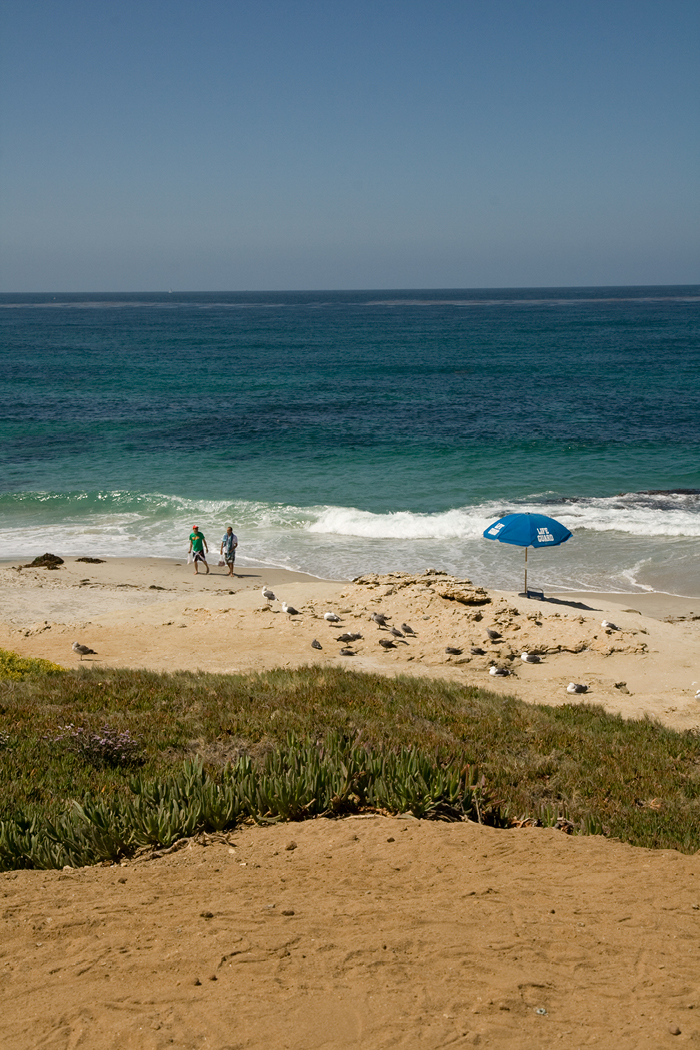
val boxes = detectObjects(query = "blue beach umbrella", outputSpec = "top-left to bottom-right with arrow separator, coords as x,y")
483,513 -> 572,596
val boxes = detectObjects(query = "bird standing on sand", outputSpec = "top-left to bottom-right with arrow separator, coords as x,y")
261,585 -> 276,602
485,628 -> 501,640
389,626 -> 404,638
371,612 -> 388,626
282,602 -> 300,616
324,612 -> 341,623
379,638 -> 396,649
72,642 -> 97,660
401,623 -> 415,635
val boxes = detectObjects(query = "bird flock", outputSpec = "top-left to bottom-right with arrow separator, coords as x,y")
70,591 -> 637,701
257,584 -> 609,694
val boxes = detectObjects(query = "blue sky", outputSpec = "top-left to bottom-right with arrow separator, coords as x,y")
1,0 -> 698,291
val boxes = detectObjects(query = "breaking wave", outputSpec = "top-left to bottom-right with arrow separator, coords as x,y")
0,489 -> 699,595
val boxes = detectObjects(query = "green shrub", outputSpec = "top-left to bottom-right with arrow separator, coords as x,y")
0,649 -> 65,681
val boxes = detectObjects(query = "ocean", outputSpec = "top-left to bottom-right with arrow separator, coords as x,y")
1,287 -> 699,595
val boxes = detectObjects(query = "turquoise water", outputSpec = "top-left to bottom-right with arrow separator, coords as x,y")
2,287 -> 699,593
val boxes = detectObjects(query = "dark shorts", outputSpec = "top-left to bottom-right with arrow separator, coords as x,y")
224,550 -> 236,564
193,550 -> 207,562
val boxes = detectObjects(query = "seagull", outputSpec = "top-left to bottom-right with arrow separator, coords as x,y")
521,652 -> 542,663
470,646 -> 486,656
486,628 -> 501,640
489,665 -> 510,677
371,612 -> 389,626
339,647 -> 355,656
601,620 -> 619,630
389,626 -> 404,638
261,585 -> 276,602
336,632 -> 356,643
567,682 -> 588,693
282,602 -> 300,616
400,623 -> 415,635
445,646 -> 462,655
324,612 -> 341,623
379,638 -> 396,649
349,632 -> 363,640
72,641 -> 96,660
311,639 -> 323,650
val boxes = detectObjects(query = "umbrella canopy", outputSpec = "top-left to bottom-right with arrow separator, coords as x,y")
483,512 -> 572,594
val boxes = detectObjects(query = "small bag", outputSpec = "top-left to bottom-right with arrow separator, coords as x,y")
187,552 -> 194,564
218,557 -> 225,566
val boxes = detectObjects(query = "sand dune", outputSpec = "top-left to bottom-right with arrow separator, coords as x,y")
2,816 -> 700,1049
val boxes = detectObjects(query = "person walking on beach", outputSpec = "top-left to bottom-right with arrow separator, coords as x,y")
188,525 -> 209,574
220,526 -> 238,576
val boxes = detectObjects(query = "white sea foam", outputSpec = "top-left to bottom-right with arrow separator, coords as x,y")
307,506 -> 486,540
308,493 -> 700,541
1,490 -> 699,595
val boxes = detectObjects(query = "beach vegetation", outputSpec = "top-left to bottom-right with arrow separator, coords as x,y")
0,738 -> 492,871
1,663 -> 700,867
0,648 -> 65,681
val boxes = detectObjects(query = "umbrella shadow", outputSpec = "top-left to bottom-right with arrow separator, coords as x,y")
539,596 -> 598,611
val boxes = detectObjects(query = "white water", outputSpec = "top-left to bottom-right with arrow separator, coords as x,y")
2,490 -> 700,595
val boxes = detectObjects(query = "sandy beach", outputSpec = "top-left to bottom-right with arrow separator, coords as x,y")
2,556 -> 700,1049
2,555 -> 700,731
3,815 -> 700,1050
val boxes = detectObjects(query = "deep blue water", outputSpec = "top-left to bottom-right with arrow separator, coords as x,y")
1,287 -> 699,592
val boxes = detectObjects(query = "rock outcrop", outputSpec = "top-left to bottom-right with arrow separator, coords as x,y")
353,569 -> 491,606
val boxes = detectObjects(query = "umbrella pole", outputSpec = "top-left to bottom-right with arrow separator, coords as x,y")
524,546 -> 528,596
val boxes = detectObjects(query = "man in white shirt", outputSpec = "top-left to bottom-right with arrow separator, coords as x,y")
220,527 -> 238,577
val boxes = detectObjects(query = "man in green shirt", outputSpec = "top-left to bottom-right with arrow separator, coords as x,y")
188,525 -> 209,575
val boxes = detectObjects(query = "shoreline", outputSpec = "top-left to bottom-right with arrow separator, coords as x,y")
549,590 -> 700,620
3,554 -> 700,620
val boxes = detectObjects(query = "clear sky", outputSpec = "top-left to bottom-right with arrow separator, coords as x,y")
1,0 -> 698,291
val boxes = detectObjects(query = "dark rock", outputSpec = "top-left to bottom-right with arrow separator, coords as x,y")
27,553 -> 64,568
